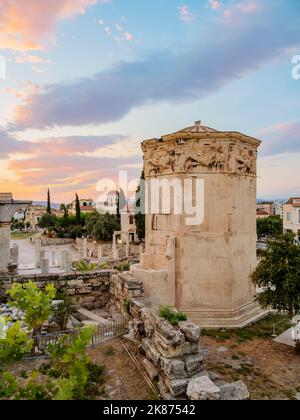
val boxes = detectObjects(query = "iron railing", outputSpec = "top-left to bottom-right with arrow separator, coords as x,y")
34,315 -> 129,355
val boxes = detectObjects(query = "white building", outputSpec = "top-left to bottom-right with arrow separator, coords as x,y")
283,197 -> 300,243
96,190 -> 118,215
97,191 -> 138,242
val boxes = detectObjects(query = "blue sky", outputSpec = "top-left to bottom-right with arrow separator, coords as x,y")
0,0 -> 299,202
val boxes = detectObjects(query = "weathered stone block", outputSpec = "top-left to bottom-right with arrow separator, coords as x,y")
160,357 -> 187,380
179,321 -> 201,342
219,381 -> 250,400
157,377 -> 174,400
77,287 -> 92,294
184,353 -> 204,376
187,376 -> 220,401
165,378 -> 188,397
143,358 -> 159,381
154,332 -> 185,359
141,338 -> 160,366
182,342 -> 200,356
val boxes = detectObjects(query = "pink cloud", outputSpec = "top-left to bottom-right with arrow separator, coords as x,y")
15,54 -> 50,64
123,32 -> 133,42
259,121 -> 300,156
208,0 -> 221,11
0,0 -> 111,51
178,5 -> 196,23
223,1 -> 259,21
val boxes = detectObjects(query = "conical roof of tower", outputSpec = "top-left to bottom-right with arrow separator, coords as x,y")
175,120 -> 218,134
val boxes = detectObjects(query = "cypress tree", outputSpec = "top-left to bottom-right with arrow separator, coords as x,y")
47,189 -> 51,214
75,193 -> 81,223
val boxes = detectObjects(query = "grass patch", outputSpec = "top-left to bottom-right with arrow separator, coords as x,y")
11,231 -> 36,240
202,314 -> 291,343
159,306 -> 187,326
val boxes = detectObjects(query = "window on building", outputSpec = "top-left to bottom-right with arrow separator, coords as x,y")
287,212 -> 291,222
298,210 -> 300,223
129,215 -> 134,225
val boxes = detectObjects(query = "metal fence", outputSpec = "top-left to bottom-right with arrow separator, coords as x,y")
34,315 -> 129,355
91,316 -> 129,347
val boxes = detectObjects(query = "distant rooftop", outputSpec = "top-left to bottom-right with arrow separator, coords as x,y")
0,192 -> 32,206
285,197 -> 300,206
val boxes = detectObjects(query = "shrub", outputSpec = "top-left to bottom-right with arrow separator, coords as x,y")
0,322 -> 33,365
46,327 -> 104,400
159,306 -> 187,326
114,262 -> 130,272
0,372 -> 18,398
99,262 -> 110,270
17,372 -> 54,400
295,340 -> 300,355
87,362 -> 105,382
51,291 -> 74,331
73,260 -> 98,272
7,281 -> 56,336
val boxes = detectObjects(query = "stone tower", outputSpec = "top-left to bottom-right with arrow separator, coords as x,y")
132,121 -> 266,328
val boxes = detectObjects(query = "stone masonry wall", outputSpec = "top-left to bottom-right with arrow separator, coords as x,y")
40,237 -> 75,247
0,269 -> 249,400
0,271 -> 112,310
109,272 -> 250,401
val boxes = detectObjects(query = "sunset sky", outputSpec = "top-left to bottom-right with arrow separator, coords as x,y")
0,0 -> 299,203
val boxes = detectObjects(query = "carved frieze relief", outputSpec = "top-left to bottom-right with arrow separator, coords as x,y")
144,141 -> 257,177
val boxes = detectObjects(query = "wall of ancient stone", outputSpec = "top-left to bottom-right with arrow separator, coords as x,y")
0,269 -> 249,400
0,271 -> 112,310
109,271 -> 249,400
40,237 -> 75,247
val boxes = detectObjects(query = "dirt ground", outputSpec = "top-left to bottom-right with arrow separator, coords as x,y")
201,336 -> 300,400
87,339 -> 157,400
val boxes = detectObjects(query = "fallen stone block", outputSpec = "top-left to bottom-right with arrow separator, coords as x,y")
187,376 -> 221,400
160,357 -> 187,380
165,378 -> 188,398
219,381 -> 250,401
179,321 -> 201,342
184,353 -> 204,376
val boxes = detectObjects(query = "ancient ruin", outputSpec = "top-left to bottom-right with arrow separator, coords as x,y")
0,193 -> 32,274
132,121 -> 266,328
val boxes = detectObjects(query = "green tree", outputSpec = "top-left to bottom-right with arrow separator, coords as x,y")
134,170 -> 145,242
86,212 -> 120,241
47,189 -> 51,214
7,282 -> 56,335
75,194 -> 81,223
252,232 -> 300,320
257,215 -> 283,239
38,213 -> 57,229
